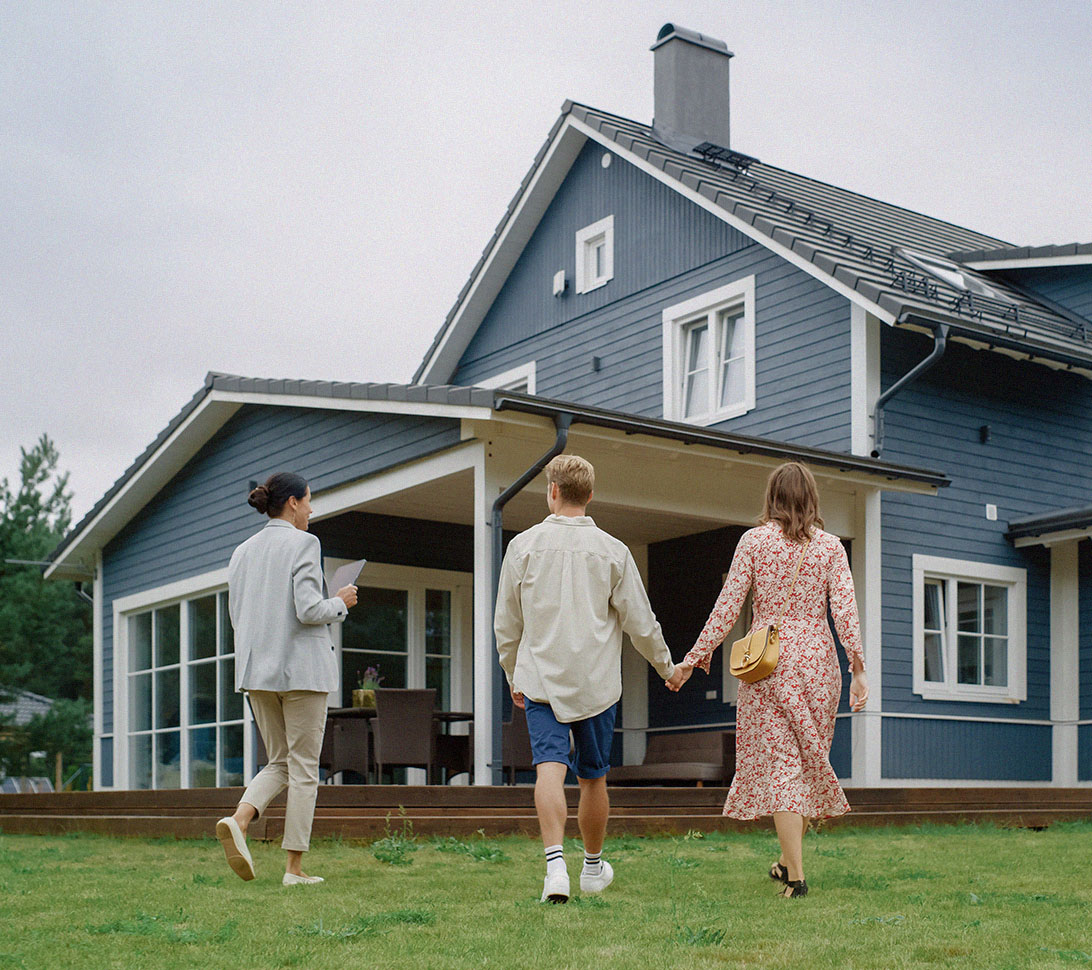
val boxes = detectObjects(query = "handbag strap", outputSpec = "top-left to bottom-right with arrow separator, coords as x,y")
774,538 -> 810,629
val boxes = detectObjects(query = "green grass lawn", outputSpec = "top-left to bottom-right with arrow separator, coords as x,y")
2,820 -> 1091,969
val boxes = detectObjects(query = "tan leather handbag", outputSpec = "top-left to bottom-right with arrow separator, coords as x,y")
729,539 -> 809,683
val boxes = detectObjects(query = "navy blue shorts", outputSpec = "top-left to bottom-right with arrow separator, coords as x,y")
524,699 -> 618,780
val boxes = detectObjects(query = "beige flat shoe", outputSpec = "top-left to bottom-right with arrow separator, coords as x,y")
216,817 -> 255,881
283,872 -> 324,886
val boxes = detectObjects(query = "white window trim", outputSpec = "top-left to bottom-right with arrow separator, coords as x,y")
475,361 -> 537,394
911,554 -> 1027,704
575,215 -> 614,294
114,568 -> 255,790
662,277 -> 757,425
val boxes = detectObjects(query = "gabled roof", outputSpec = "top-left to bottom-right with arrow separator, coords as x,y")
416,101 -> 1092,383
48,372 -> 946,577
0,688 -> 54,727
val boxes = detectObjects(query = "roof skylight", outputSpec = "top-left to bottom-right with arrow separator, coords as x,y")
895,248 -> 1014,302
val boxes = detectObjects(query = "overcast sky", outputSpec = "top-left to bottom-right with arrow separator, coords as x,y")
4,0 -> 1091,524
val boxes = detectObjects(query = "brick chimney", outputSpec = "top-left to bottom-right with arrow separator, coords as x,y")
651,23 -> 733,152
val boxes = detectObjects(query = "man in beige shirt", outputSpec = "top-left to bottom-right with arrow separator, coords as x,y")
495,454 -> 675,903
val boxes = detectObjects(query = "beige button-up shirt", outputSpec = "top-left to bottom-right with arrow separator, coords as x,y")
494,514 -> 675,723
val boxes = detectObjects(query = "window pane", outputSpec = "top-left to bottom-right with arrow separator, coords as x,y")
130,734 -> 152,790
720,309 -> 746,358
341,650 -> 406,707
190,596 -> 217,660
957,583 -> 980,633
155,731 -> 181,789
983,585 -> 1008,635
594,241 -> 605,278
219,592 -> 234,655
220,658 -> 242,721
342,587 -> 408,654
923,581 -> 944,631
426,590 -> 452,657
155,604 -> 180,667
130,613 -> 153,671
156,667 -> 180,729
130,673 -> 152,732
957,635 -> 981,685
426,656 -> 452,710
189,661 -> 216,724
220,724 -> 244,787
686,323 -> 708,371
719,355 -> 746,409
685,368 -> 708,417
983,636 -> 1008,686
189,727 -> 217,788
923,633 -> 944,682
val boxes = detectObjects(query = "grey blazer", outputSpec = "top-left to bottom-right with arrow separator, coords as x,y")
228,518 -> 346,693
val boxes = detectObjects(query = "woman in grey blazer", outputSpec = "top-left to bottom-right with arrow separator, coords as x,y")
216,472 -> 358,886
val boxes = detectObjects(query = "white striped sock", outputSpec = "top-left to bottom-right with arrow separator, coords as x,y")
545,844 -> 565,877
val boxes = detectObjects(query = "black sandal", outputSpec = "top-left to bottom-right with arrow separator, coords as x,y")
769,861 -> 789,884
779,879 -> 808,899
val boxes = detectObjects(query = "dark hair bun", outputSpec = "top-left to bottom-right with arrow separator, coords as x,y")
248,484 -> 270,514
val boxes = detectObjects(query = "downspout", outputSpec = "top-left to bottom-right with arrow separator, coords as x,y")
489,413 -> 572,784
871,324 -> 949,458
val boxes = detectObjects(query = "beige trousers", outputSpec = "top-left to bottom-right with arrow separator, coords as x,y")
241,690 -> 328,853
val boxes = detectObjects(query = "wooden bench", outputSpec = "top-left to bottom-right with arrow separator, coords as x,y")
607,730 -> 735,787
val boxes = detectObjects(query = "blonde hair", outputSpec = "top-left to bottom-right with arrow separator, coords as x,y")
760,462 -> 823,543
545,454 -> 594,506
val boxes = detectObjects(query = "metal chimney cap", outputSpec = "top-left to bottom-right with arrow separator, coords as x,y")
651,23 -> 733,57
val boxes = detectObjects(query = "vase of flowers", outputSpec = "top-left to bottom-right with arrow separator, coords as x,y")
352,666 -> 383,709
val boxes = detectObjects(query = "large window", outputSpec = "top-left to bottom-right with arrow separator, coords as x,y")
662,277 -> 756,425
912,555 -> 1026,703
126,590 -> 244,788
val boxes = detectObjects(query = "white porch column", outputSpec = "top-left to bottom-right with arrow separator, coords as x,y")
92,551 -> 104,790
1050,540 -> 1080,786
850,487 -> 883,786
621,544 -> 651,765
472,444 -> 497,785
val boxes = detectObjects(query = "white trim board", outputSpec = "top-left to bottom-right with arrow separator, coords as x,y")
474,361 -> 537,394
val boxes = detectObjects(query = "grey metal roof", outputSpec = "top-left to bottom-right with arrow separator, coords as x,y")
0,689 -> 54,727
1005,504 -> 1092,541
50,372 -> 948,568
415,101 -> 1092,380
951,242 -> 1092,263
48,373 -> 495,565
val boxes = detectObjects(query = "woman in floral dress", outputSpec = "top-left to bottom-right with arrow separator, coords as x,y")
667,462 -> 869,898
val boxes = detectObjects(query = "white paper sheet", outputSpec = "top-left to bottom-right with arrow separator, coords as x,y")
328,558 -> 367,593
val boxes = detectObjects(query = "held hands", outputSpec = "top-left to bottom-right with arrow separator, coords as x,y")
665,662 -> 693,692
336,585 -> 358,609
849,671 -> 869,712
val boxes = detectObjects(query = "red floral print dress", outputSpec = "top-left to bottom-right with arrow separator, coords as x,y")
683,521 -> 864,820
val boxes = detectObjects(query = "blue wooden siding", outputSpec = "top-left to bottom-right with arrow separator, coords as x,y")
883,718 -> 1050,780
452,140 -> 853,453
99,405 -> 461,734
879,327 -> 1092,730
997,266 -> 1092,323
1081,540 -> 1092,722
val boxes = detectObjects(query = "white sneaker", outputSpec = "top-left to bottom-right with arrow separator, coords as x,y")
215,817 -> 255,881
282,872 -> 325,886
540,870 -> 570,903
580,859 -> 614,894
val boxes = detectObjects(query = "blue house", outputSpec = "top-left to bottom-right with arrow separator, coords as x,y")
48,24 -> 1091,793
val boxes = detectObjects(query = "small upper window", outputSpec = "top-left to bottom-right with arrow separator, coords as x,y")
575,216 -> 614,294
476,361 -> 536,395
912,555 -> 1026,703
662,277 -> 756,425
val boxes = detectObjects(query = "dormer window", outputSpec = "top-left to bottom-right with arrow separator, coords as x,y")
575,216 -> 614,294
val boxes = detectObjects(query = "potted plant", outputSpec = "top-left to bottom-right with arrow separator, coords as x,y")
352,666 -> 383,709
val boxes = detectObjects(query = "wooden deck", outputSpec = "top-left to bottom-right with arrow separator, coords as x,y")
1,785 -> 1090,840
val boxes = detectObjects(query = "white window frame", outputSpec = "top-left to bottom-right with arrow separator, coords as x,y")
662,277 -> 756,425
575,215 -> 614,294
475,361 -> 537,395
911,554 -> 1027,703
113,568 -> 260,790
